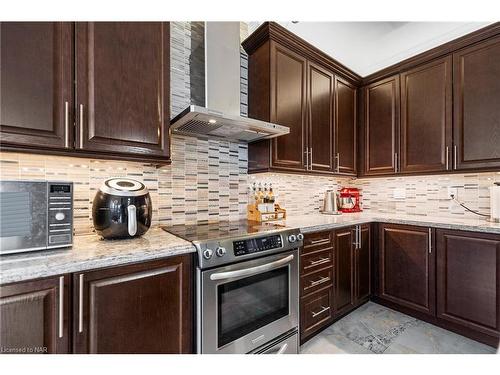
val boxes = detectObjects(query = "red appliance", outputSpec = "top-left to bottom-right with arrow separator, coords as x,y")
339,187 -> 361,213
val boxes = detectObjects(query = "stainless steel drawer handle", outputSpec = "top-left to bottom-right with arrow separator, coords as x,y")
58,276 -> 64,338
309,238 -> 329,245
210,254 -> 294,281
78,274 -> 84,333
453,145 -> 457,170
309,276 -> 330,287
309,257 -> 329,266
428,228 -> 432,254
64,101 -> 69,148
311,306 -> 330,318
277,342 -> 289,354
79,104 -> 84,149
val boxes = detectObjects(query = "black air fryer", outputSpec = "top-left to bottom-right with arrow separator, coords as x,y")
92,178 -> 152,239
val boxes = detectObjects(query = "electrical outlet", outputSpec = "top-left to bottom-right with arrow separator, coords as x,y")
447,187 -> 458,199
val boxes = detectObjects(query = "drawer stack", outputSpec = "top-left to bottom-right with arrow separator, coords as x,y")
300,230 -> 334,343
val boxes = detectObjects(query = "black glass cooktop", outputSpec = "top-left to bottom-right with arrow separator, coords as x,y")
161,220 -> 289,243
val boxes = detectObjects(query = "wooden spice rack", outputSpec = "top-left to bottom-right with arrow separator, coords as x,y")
247,203 -> 286,223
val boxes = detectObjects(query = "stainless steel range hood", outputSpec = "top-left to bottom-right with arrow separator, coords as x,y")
170,22 -> 290,143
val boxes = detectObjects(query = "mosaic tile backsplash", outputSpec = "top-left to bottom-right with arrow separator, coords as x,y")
251,171 -> 500,220
354,172 -> 500,219
0,136 -> 248,235
249,173 -> 353,216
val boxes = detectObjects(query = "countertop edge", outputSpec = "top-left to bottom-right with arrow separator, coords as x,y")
295,217 -> 500,234
0,243 -> 196,285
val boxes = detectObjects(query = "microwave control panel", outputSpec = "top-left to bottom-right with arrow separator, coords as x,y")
47,182 -> 73,247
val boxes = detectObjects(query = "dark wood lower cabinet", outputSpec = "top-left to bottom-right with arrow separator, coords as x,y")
0,275 -> 70,354
436,229 -> 500,342
378,223 -> 435,317
334,228 -> 355,316
356,225 -> 371,301
72,255 -> 193,354
300,226 -> 371,343
300,231 -> 334,343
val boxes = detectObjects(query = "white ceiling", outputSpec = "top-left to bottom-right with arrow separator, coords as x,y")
248,22 -> 493,76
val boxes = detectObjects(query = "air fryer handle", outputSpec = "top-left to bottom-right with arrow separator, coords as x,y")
127,205 -> 137,236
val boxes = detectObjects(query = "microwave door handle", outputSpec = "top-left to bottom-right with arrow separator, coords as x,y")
210,254 -> 294,281
127,205 -> 137,236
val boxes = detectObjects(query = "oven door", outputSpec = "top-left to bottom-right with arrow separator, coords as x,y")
198,249 -> 299,354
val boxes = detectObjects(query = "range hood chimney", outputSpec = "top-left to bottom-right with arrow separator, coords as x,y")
170,22 -> 289,143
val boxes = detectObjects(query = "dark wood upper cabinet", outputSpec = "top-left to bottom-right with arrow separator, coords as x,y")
0,22 -> 73,150
75,22 -> 170,160
436,229 -> 500,340
335,76 -> 357,175
72,255 -> 193,354
0,275 -> 70,354
334,228 -> 355,316
400,56 -> 452,173
308,62 -> 334,172
453,35 -> 500,170
270,43 -> 308,171
378,224 -> 435,317
243,22 -> 360,176
363,75 -> 400,175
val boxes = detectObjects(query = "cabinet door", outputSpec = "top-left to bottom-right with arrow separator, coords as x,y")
363,75 -> 400,175
379,224 -> 435,316
436,229 -> 500,338
73,255 -> 193,354
453,35 -> 500,170
270,42 -> 307,171
0,22 -> 73,149
0,275 -> 70,354
75,22 -> 170,159
356,225 -> 371,302
334,228 -> 355,315
400,56 -> 452,173
335,76 -> 357,175
307,62 -> 334,172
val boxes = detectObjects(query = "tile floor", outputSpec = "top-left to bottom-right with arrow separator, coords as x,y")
300,302 -> 498,354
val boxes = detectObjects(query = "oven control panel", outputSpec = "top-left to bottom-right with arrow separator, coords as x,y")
233,234 -> 283,256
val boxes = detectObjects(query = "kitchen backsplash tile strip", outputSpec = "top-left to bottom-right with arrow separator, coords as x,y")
0,136 -> 248,235
251,171 -> 500,220
249,173 -> 353,216
354,172 -> 500,219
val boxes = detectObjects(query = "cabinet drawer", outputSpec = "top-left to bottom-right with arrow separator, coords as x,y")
303,231 -> 333,254
301,267 -> 333,296
300,287 -> 333,340
301,248 -> 333,275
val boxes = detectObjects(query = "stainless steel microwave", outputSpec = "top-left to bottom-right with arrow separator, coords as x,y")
0,181 -> 73,255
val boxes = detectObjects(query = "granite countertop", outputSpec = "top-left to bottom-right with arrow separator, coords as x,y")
282,212 -> 500,235
2,213 -> 500,285
0,228 -> 195,285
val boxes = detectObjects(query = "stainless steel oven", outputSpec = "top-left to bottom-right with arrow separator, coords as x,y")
163,222 -> 303,354
197,248 -> 299,354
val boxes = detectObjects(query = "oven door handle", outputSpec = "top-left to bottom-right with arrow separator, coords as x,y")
209,254 -> 294,281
